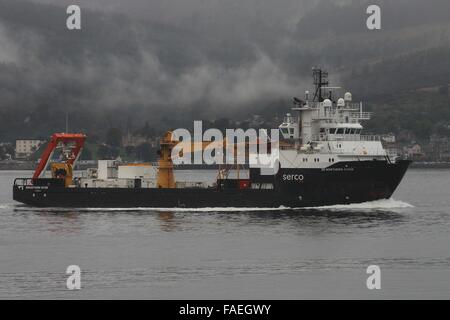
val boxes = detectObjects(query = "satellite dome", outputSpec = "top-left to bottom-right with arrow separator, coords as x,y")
337,98 -> 345,107
323,99 -> 332,107
344,92 -> 352,102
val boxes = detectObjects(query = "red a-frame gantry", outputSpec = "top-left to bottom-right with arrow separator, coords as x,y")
32,133 -> 86,180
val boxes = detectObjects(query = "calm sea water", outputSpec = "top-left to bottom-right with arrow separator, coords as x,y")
0,169 -> 449,299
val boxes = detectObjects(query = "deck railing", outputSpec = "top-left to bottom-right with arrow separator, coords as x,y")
311,134 -> 381,142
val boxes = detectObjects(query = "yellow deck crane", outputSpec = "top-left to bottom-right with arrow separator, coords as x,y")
156,131 -> 269,188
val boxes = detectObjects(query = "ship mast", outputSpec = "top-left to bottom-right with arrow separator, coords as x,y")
288,68 -> 332,145
312,67 -> 329,102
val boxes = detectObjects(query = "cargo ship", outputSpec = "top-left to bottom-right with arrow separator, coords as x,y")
13,69 -> 411,208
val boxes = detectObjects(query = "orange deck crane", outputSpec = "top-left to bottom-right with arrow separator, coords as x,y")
156,131 -> 277,188
156,131 -> 222,188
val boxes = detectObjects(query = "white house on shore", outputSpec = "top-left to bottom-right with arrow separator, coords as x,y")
15,139 -> 45,159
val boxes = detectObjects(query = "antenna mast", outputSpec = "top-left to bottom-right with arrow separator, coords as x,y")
312,68 -> 329,102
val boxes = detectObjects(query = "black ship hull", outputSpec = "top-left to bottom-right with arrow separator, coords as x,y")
13,160 -> 411,208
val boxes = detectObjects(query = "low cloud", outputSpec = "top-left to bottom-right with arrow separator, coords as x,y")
1,0 -> 449,140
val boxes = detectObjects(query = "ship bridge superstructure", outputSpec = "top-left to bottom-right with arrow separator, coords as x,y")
278,68 -> 392,166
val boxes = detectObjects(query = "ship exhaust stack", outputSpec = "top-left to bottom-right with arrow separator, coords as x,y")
156,131 -> 176,188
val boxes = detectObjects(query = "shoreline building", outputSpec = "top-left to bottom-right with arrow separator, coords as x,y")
15,139 -> 45,159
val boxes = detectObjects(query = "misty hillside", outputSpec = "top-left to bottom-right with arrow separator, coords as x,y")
0,0 -> 449,142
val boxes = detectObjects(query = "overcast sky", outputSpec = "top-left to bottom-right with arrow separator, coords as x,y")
1,0 -> 449,137
29,0 -> 315,26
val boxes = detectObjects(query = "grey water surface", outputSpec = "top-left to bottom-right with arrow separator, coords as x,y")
0,169 -> 449,299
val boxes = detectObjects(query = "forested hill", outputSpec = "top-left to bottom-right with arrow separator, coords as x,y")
0,0 -> 449,142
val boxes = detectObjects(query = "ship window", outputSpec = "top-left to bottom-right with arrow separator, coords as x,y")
261,183 -> 274,189
320,128 -> 325,133
345,129 -> 351,134
251,183 -> 261,189
329,128 -> 336,134
280,128 -> 288,134
336,128 -> 344,134
355,129 -> 361,134
289,128 -> 294,134
349,129 -> 355,134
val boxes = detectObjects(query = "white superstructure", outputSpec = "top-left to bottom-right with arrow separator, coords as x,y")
278,68 -> 393,169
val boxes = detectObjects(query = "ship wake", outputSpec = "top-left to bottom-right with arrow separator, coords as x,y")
302,198 -> 414,211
